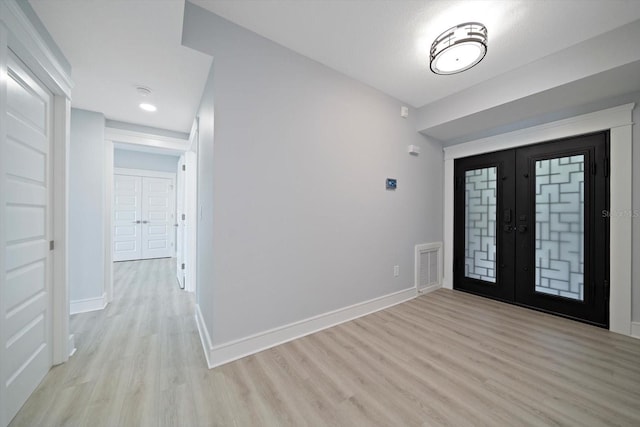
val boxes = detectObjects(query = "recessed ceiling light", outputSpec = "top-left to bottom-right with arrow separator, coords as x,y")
430,22 -> 487,75
139,103 -> 157,112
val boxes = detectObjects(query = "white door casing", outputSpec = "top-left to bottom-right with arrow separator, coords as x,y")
183,118 -> 198,294
2,52 -> 53,425
112,169 -> 175,261
113,175 -> 142,261
176,156 -> 186,287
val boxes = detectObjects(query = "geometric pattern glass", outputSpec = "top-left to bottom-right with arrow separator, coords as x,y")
465,167 -> 497,282
534,155 -> 584,300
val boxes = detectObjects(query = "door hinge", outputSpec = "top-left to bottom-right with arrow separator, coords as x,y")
182,164 -> 186,171
181,213 -> 186,220
49,240 -> 54,251
604,280 -> 610,301
455,177 -> 463,191
181,263 -> 185,270
604,157 -> 610,177
591,162 -> 597,175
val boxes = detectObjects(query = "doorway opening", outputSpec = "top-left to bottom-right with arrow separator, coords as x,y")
105,123 -> 199,304
453,131 -> 609,327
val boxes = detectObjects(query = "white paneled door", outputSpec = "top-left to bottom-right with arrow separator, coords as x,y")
113,173 -> 175,261
141,176 -> 175,259
2,54 -> 53,425
113,175 -> 142,261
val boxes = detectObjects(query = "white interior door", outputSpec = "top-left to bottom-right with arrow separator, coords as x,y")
184,150 -> 198,293
141,176 -> 175,259
113,175 -> 142,261
2,53 -> 53,426
176,157 -> 186,287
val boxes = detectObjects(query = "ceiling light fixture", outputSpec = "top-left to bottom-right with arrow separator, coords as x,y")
135,86 -> 157,112
139,102 -> 157,112
430,22 -> 487,75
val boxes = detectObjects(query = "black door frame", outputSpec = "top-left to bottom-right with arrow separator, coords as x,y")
454,132 -> 610,327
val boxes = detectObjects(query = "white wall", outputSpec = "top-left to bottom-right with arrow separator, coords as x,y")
184,4 -> 443,346
69,108 -> 105,305
632,98 -> 640,323
113,149 -> 180,173
194,64 -> 215,338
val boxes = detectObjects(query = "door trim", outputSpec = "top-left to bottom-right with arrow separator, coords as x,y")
443,103 -> 634,336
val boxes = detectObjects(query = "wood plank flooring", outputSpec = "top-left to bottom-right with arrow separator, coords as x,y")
10,258 -> 640,426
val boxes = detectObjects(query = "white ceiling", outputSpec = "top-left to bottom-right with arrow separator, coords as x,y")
192,0 -> 640,108
29,0 -> 640,134
29,0 -> 212,133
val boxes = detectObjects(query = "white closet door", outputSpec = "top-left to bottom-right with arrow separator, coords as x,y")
2,54 -> 53,426
113,175 -> 142,261
141,177 -> 175,259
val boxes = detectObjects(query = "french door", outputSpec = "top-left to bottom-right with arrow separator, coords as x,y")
113,173 -> 176,261
454,132 -> 609,327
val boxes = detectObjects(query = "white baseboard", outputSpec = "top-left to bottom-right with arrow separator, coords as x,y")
70,293 -> 107,315
68,334 -> 76,357
631,322 -> 640,339
417,283 -> 442,295
197,287 -> 417,369
195,304 -> 214,368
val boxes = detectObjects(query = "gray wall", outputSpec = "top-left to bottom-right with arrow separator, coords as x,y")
114,149 -> 180,173
185,4 -> 443,345
69,108 -> 105,301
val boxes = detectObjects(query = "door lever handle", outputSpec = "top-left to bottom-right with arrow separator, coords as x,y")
142,220 -> 149,224
518,225 -> 528,233
133,220 -> 141,224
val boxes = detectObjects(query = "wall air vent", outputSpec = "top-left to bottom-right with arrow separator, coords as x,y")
415,242 -> 443,293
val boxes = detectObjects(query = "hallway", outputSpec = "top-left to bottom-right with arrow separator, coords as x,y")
10,259 -> 640,426
10,259 -> 202,426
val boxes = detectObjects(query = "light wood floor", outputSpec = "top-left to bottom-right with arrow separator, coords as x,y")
10,258 -> 640,426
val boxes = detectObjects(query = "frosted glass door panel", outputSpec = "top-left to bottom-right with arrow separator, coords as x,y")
534,155 -> 584,300
465,167 -> 497,282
